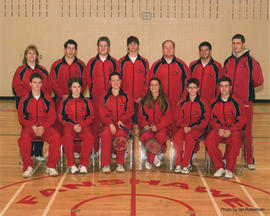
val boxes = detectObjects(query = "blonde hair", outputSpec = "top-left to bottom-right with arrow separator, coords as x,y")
23,45 -> 39,65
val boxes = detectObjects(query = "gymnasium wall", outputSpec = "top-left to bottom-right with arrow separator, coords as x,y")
0,0 -> 269,99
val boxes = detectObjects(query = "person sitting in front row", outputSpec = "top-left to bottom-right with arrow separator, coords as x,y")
17,73 -> 61,178
204,76 -> 247,179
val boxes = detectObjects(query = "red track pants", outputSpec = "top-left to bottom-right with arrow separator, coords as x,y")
172,128 -> 204,167
62,126 -> 94,167
204,129 -> 243,172
18,127 -> 61,171
140,128 -> 169,165
101,126 -> 129,166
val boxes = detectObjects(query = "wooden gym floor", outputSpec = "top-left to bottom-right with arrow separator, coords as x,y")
0,100 -> 269,216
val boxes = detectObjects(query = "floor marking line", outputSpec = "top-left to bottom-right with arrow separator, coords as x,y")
41,169 -> 68,216
194,160 -> 223,216
0,182 -> 27,216
234,175 -> 265,216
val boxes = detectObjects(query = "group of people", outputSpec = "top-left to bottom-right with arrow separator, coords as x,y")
12,34 -> 264,179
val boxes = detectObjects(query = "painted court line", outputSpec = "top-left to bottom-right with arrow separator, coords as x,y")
41,169 -> 68,216
234,175 -> 265,216
0,182 -> 27,216
193,161 -> 223,216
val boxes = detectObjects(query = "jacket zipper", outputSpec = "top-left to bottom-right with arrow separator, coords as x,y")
200,67 -> 205,96
189,102 -> 193,126
232,58 -> 238,94
168,64 -> 170,97
223,102 -> 227,127
103,62 -> 106,92
116,96 -> 119,121
75,99 -> 78,123
36,99 -> 39,126
132,63 -> 135,99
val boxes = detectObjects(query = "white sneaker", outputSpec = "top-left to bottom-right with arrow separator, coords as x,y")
70,165 -> 79,174
145,161 -> 152,170
181,167 -> 190,174
154,156 -> 161,167
46,167 -> 58,176
115,164 -> 125,173
111,153 -> 117,159
22,166 -> 33,178
247,164 -> 256,170
35,156 -> 46,162
175,165 -> 182,173
225,169 -> 234,179
79,165 -> 87,174
74,152 -> 80,159
192,153 -> 197,161
157,153 -> 164,161
213,168 -> 225,177
101,165 -> 111,173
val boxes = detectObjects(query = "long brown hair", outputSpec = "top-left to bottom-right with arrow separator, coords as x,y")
143,77 -> 168,111
23,45 -> 39,65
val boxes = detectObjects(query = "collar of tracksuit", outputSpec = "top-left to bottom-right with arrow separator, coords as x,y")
67,93 -> 84,100
28,90 -> 45,100
161,56 -> 177,64
196,57 -> 215,65
95,54 -> 112,61
61,56 -> 78,64
185,94 -> 201,102
107,87 -> 126,97
216,94 -> 233,103
124,53 -> 142,61
231,48 -> 250,59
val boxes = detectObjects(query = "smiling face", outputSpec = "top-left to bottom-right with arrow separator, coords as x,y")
98,40 -> 110,56
110,74 -> 121,90
199,46 -> 211,60
149,80 -> 160,96
70,82 -> 81,97
187,83 -> 199,98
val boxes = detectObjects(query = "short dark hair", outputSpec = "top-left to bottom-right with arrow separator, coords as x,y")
187,78 -> 200,87
127,36 -> 139,46
219,76 -> 232,86
199,41 -> 212,51
64,39 -> 78,49
97,36 -> 110,47
68,77 -> 82,88
30,73 -> 43,82
109,72 -> 121,80
232,34 -> 245,43
162,40 -> 175,48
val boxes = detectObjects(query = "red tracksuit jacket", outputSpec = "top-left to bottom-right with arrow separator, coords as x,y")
118,54 -> 150,101
49,57 -> 87,98
223,50 -> 264,103
86,54 -> 118,100
13,64 -> 50,98
138,98 -> 172,131
18,91 -> 56,128
99,88 -> 134,127
210,94 -> 247,131
175,95 -> 211,129
151,56 -> 190,105
58,94 -> 94,128
189,58 -> 224,104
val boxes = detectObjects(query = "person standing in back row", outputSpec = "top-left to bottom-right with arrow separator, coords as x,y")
86,36 -> 119,154
223,34 -> 263,170
118,36 -> 151,124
